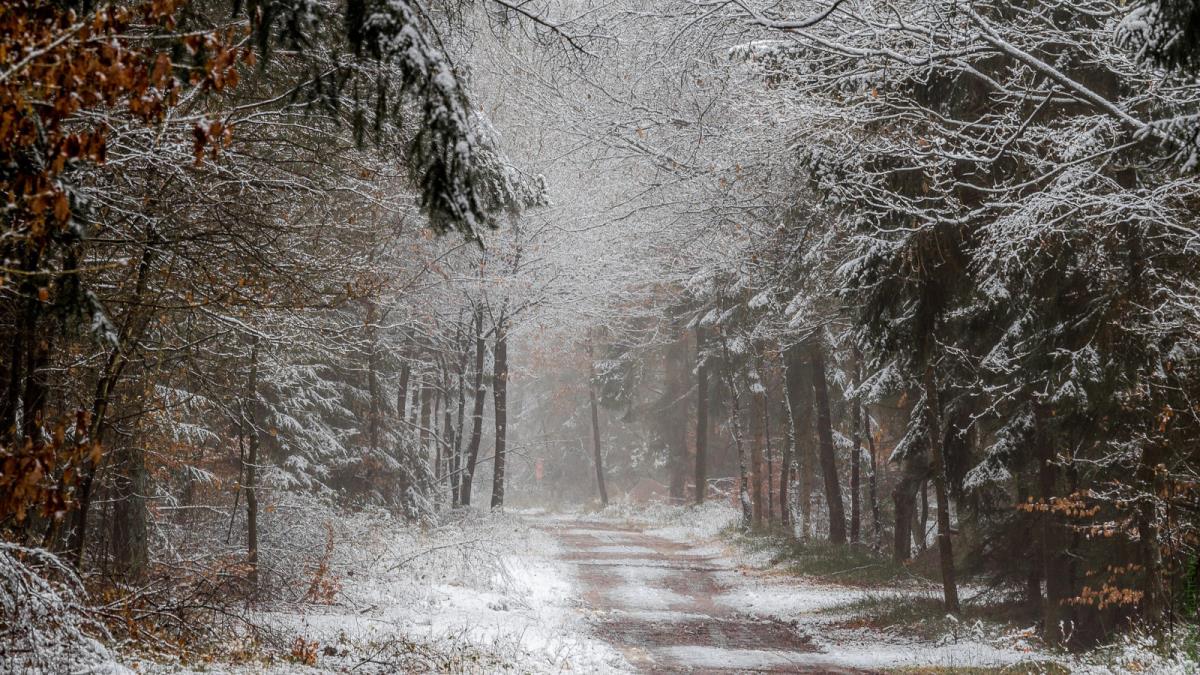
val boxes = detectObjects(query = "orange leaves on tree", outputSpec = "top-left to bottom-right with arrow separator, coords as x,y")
0,0 -> 245,243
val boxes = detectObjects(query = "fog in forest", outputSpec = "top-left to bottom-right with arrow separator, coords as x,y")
3,1 -> 1200,673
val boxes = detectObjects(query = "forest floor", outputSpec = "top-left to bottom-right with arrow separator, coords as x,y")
544,503 -> 1200,675
117,502 -> 1197,674
534,507 -> 1050,673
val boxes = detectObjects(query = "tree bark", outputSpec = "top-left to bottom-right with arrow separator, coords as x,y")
892,449 -> 927,563
666,338 -> 689,502
749,362 -> 766,527
460,310 -> 487,506
865,406 -> 882,551
453,338 -> 467,506
490,315 -> 508,509
1035,406 -> 1073,643
433,366 -> 443,484
1136,442 -> 1168,630
765,391 -> 774,523
245,338 -> 261,590
396,346 -> 411,430
694,326 -> 709,505
923,364 -> 959,613
850,356 -> 863,543
586,340 -> 608,506
365,302 -> 381,451
441,358 -> 455,504
809,343 -> 847,544
0,249 -> 40,445
781,362 -> 797,529
418,373 -> 432,469
784,345 -> 814,537
720,337 -> 752,529
917,480 -> 930,553
1017,472 -> 1043,615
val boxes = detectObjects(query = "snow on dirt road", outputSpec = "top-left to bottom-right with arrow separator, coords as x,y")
536,518 -> 869,674
532,507 -> 1053,674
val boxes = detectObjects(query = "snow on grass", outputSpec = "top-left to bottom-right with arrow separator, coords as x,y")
140,509 -> 629,674
1068,627 -> 1200,674
712,575 -> 883,615
710,556 -> 1054,670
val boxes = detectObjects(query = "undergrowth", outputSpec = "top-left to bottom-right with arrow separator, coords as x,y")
729,525 -> 940,587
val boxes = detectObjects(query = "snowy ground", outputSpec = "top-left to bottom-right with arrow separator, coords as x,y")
135,510 -> 628,674
533,505 -> 1039,672
548,502 -> 1200,675
114,502 -> 1198,674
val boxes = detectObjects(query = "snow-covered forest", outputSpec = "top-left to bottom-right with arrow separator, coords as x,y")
3,0 -> 1200,672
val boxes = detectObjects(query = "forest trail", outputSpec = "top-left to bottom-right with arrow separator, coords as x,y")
536,519 -> 874,674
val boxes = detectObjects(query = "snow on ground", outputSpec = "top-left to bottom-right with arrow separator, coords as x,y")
576,500 -> 1060,671
140,510 -> 628,674
127,502 -> 1199,673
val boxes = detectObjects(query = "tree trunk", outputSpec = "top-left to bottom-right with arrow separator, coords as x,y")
433,368 -> 443,485
892,449 -> 927,563
453,341 -> 467,506
923,364 -> 959,613
110,441 -> 148,579
0,325 -> 24,446
849,356 -> 863,543
245,338 -> 261,590
917,480 -> 930,553
1017,473 -> 1043,615
666,338 -> 689,502
409,368 -> 422,428
490,316 -> 508,509
720,337 -> 752,529
694,326 -> 709,505
749,363 -> 766,527
441,359 -> 455,505
396,354 -> 411,430
460,310 -> 487,506
1,249 -> 40,444
781,363 -> 797,529
1036,406 -> 1073,643
765,392 -> 774,523
365,302 -> 381,451
784,345 -> 813,537
864,406 -> 882,551
1136,442 -> 1168,630
586,340 -> 608,506
809,344 -> 847,544
418,373 -> 432,460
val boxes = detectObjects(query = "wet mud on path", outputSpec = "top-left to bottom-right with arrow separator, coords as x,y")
534,519 -> 878,674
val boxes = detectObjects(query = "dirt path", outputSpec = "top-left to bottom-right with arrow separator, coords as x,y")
536,519 -> 876,674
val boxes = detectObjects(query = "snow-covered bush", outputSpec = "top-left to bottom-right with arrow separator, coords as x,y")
0,543 -> 122,674
1074,625 -> 1200,674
